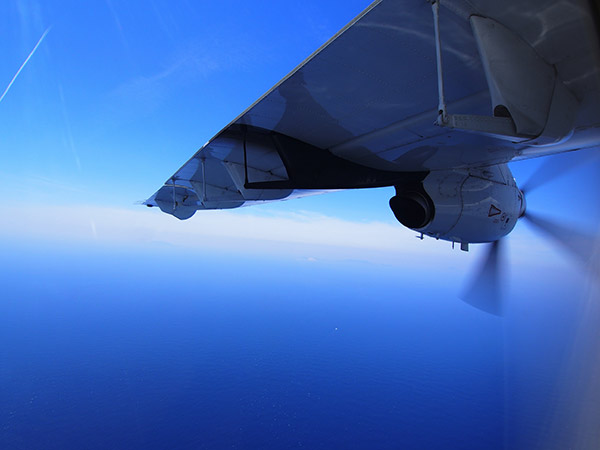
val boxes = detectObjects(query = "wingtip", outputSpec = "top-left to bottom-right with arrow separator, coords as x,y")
139,195 -> 159,208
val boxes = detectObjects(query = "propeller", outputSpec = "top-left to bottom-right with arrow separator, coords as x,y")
462,151 -> 599,316
522,212 -> 597,267
462,240 -> 504,316
520,149 -> 597,194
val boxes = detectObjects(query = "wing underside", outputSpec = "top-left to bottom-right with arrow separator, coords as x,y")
147,0 -> 600,219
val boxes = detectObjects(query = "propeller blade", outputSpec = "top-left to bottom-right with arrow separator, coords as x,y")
461,240 -> 504,316
521,150 -> 597,194
523,212 -> 598,268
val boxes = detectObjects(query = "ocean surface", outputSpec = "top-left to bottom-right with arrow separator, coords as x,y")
1,240 -> 597,449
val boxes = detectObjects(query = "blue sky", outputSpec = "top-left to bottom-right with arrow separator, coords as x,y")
1,2 -> 600,446
1,1 -> 368,206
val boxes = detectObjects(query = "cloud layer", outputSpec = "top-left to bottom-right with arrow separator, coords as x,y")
1,203 -> 475,266
1,202 -> 581,276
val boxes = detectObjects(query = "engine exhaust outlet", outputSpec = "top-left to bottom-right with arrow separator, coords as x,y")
389,190 -> 434,229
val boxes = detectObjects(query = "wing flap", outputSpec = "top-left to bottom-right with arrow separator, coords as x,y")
146,127 -> 294,219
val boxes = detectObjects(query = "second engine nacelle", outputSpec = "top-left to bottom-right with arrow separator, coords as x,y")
390,165 -> 525,244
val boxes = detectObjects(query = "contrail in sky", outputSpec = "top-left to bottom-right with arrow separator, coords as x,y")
0,27 -> 51,104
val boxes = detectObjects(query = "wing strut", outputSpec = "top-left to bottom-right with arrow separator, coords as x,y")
431,0 -> 448,124
171,178 -> 176,209
242,125 -> 249,186
201,157 -> 207,203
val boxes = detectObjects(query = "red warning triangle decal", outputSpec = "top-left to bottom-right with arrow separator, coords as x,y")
488,205 -> 502,217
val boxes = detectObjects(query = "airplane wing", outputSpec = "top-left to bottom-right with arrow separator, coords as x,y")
147,0 -> 600,221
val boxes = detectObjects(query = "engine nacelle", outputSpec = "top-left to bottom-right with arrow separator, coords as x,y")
390,165 -> 525,244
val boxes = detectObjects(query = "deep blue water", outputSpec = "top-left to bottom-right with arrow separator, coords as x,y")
0,240 -> 594,449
